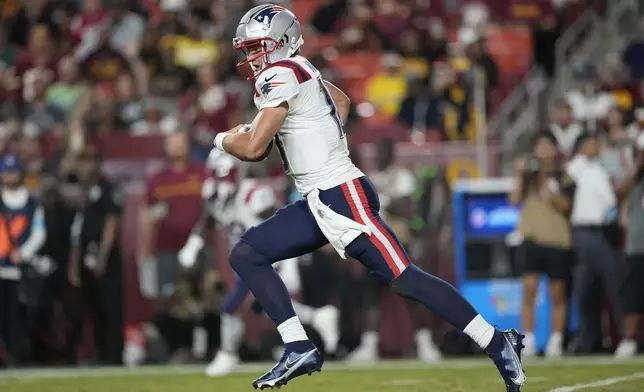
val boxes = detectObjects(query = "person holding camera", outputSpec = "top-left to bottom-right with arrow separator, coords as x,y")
613,136 -> 644,357
566,132 -> 623,354
510,131 -> 576,358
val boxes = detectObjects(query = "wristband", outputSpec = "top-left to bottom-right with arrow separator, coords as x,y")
214,133 -> 230,152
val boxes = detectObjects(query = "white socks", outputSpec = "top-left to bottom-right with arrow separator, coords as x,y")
291,301 -> 315,324
277,316 -> 309,344
463,314 -> 496,349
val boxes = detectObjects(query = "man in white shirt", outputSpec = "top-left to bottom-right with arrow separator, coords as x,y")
549,99 -> 583,158
566,133 -> 624,353
565,65 -> 616,131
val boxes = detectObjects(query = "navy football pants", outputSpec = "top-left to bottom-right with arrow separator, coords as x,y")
239,176 -> 410,282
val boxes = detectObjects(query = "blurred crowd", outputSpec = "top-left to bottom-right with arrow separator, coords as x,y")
0,0 -> 640,370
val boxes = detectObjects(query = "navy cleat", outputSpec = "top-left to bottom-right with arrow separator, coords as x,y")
488,329 -> 526,392
252,346 -> 323,390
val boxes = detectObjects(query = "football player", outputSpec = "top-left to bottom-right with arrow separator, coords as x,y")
212,4 -> 526,391
178,150 -> 339,377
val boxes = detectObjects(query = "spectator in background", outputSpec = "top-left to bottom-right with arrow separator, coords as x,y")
0,26 -> 17,70
9,26 -> 59,105
396,76 -> 443,140
310,0 -> 346,34
68,144 -> 124,365
601,54 -> 637,113
626,105 -> 644,139
6,0 -> 60,47
148,45 -> 195,110
613,138 -> 644,358
398,29 -> 429,80
600,108 -> 634,184
465,32 -> 499,100
549,99 -> 582,158
138,132 -> 206,300
336,2 -> 381,51
0,154 -> 46,367
566,63 -> 616,131
160,13 -> 219,70
79,23 -> 130,85
510,132 -> 575,358
366,53 -> 407,117
17,135 -> 45,192
424,18 -> 448,64
350,138 -> 442,362
23,76 -> 66,134
566,133 -> 623,354
621,24 -> 644,81
532,1 -> 563,78
70,0 -> 108,50
32,178 -> 78,365
130,100 -> 177,136
186,65 -> 242,161
46,56 -> 88,120
114,73 -> 143,128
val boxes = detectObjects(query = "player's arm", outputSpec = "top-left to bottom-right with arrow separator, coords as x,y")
324,80 -> 351,125
217,104 -> 288,161
215,68 -> 299,161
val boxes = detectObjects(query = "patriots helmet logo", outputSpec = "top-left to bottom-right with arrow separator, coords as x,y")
252,5 -> 286,25
261,78 -> 285,96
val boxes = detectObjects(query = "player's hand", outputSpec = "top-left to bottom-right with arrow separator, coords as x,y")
228,124 -> 251,134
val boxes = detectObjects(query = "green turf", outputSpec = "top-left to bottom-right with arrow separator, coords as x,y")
1,359 -> 643,392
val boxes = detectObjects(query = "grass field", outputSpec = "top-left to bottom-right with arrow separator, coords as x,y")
1,357 -> 643,392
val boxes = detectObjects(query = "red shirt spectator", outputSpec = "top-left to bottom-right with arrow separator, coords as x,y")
69,0 -> 108,46
11,26 -> 58,104
143,133 -> 206,254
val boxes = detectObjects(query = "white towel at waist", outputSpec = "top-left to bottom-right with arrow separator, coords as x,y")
306,188 -> 371,259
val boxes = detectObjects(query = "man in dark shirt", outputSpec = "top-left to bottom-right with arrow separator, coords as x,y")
79,24 -> 130,84
68,145 -> 124,365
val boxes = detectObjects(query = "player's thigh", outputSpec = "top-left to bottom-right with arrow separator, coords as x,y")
241,199 -> 328,263
318,177 -> 412,281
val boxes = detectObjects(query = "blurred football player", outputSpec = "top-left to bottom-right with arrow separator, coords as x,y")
212,4 -> 526,391
178,150 -> 339,377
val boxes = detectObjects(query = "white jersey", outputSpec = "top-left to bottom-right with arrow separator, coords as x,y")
209,179 -> 277,247
253,55 -> 364,195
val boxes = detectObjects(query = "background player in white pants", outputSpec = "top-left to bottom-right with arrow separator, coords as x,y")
178,150 -> 339,376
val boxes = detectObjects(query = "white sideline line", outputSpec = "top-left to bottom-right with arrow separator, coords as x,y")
548,372 -> 644,392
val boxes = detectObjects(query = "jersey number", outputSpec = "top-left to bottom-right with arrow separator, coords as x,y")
274,135 -> 290,173
317,78 -> 344,139
303,60 -> 344,140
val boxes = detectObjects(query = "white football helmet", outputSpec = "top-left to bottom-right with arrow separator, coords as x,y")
233,4 -> 304,79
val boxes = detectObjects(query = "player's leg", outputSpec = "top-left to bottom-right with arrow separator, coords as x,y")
322,177 -> 525,391
205,278 -> 248,377
228,200 -> 328,388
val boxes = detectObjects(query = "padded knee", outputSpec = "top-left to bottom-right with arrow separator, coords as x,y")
229,240 -> 270,273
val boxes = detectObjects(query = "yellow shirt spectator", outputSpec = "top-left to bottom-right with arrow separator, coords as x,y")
161,35 -> 220,69
366,71 -> 407,117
